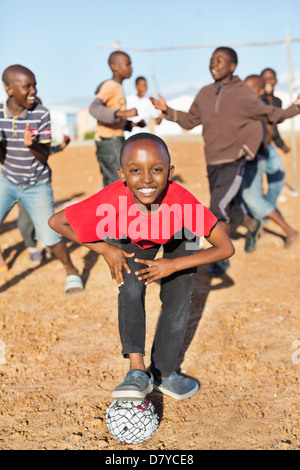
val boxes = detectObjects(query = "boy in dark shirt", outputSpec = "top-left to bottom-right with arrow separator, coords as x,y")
240,75 -> 299,251
261,68 -> 290,209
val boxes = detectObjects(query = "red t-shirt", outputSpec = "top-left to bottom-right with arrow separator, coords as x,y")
65,180 -> 217,249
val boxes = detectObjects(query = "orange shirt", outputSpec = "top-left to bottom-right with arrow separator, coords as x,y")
95,79 -> 126,140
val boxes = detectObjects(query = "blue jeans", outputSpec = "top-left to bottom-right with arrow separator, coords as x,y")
17,201 -> 36,248
265,144 -> 285,208
0,174 -> 61,247
240,159 -> 275,220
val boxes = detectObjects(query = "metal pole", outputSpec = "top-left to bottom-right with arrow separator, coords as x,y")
286,28 -> 298,193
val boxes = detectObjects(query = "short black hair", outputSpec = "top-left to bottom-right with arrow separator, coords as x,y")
261,67 -> 277,77
108,50 -> 130,67
245,74 -> 265,88
120,132 -> 171,166
214,47 -> 238,65
135,76 -> 147,85
2,64 -> 34,85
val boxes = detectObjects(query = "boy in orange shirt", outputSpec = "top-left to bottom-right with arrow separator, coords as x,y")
89,51 -> 145,187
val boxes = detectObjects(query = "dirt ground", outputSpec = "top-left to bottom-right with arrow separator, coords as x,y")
0,135 -> 299,451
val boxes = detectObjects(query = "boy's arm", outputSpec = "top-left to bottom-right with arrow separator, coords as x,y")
89,98 -> 137,123
272,126 -> 290,152
0,139 -> 6,164
49,208 -> 107,251
24,122 -> 51,164
27,142 -> 51,164
150,93 -> 202,130
252,94 -> 300,125
51,135 -> 71,154
48,210 -> 134,286
135,223 -> 235,285
271,97 -> 290,152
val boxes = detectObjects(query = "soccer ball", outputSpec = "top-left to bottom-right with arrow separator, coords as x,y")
106,398 -> 159,444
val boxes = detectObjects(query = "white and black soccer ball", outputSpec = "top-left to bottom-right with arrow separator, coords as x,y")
106,398 -> 159,444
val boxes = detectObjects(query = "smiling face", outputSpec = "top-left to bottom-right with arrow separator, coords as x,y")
209,50 -> 237,83
118,138 -> 175,211
5,71 -> 37,112
261,69 -> 277,95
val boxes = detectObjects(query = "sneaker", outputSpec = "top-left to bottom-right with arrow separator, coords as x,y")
242,213 -> 260,232
153,371 -> 199,400
208,259 -> 229,277
29,250 -> 43,266
285,230 -> 299,249
112,369 -> 154,401
245,221 -> 262,253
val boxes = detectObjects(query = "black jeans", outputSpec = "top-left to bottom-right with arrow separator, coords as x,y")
118,233 -> 198,378
95,137 -> 125,187
207,158 -> 246,223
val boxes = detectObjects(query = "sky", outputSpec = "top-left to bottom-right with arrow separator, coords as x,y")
1,0 -> 300,108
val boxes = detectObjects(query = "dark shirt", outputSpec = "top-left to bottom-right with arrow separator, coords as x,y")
261,93 -> 286,149
247,122 -> 268,166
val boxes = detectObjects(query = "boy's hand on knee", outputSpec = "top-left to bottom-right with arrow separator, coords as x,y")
102,245 -> 135,287
134,258 -> 176,285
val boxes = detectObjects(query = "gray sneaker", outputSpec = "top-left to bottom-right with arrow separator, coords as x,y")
153,371 -> 199,400
245,220 -> 262,253
112,370 -> 154,401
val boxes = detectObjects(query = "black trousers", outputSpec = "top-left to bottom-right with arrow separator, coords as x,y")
118,233 -> 198,378
207,158 -> 246,224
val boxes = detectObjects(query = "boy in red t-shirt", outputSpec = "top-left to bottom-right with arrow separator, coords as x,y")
49,133 -> 234,401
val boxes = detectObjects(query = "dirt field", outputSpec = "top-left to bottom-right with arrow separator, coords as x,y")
0,135 -> 299,450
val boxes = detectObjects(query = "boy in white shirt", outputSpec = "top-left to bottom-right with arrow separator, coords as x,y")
125,77 -> 162,138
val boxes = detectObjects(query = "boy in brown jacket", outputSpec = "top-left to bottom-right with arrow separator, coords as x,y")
151,47 -> 300,274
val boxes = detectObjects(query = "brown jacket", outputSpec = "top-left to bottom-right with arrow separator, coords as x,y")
163,76 -> 299,166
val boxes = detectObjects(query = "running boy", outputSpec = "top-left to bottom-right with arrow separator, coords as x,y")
261,67 -> 290,209
150,47 -> 300,275
240,74 -> 299,251
49,133 -> 235,401
89,51 -> 145,187
0,64 -> 83,295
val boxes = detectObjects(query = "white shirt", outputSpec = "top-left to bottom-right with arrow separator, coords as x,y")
124,94 -> 161,139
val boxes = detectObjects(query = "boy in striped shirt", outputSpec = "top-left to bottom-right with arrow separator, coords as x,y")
0,64 -> 83,295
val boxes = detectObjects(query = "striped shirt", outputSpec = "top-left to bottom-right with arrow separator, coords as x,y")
0,101 -> 52,185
